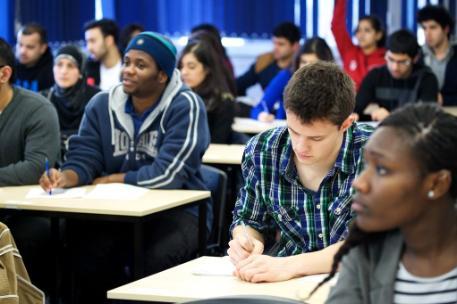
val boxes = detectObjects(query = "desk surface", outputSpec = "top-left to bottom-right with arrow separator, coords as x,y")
203,144 -> 245,165
107,256 -> 331,303
0,185 -> 210,217
444,106 -> 457,116
232,117 -> 287,134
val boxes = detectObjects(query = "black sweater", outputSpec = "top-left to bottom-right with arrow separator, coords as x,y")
355,64 -> 438,120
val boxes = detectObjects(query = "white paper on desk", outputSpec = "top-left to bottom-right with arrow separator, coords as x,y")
192,256 -> 235,276
25,187 -> 86,199
84,183 -> 148,200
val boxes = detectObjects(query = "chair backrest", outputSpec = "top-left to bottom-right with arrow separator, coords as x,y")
183,295 -> 307,304
229,131 -> 250,144
200,165 -> 228,254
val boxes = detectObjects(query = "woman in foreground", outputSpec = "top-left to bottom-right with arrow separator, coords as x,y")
314,103 -> 457,303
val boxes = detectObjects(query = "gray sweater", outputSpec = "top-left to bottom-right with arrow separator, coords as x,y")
326,231 -> 403,304
0,87 -> 60,186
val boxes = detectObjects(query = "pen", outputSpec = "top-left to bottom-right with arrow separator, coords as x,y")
45,157 -> 52,195
241,222 -> 254,249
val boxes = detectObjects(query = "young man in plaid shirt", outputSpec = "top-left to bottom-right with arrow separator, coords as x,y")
228,62 -> 373,282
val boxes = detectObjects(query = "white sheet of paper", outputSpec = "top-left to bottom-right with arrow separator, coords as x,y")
25,187 -> 86,199
84,183 -> 149,200
192,256 -> 235,276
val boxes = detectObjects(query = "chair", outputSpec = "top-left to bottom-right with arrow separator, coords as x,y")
229,131 -> 250,144
183,295 -> 307,303
201,165 -> 228,255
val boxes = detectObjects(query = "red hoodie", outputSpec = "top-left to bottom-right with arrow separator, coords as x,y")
331,0 -> 386,91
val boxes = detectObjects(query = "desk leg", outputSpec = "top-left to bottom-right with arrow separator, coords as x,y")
198,200 -> 207,256
133,222 -> 144,279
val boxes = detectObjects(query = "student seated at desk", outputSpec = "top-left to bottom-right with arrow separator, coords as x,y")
40,32 -> 210,303
236,22 -> 301,96
0,38 -> 60,186
0,38 -> 60,295
251,37 -> 334,122
228,62 -> 373,283
317,103 -> 457,303
179,40 -> 235,144
41,44 -> 100,161
355,30 -> 439,121
331,0 -> 386,91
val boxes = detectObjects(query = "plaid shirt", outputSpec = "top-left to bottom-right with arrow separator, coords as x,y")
231,123 -> 373,256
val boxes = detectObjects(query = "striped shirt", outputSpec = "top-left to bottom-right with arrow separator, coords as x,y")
231,123 -> 373,256
394,263 -> 457,304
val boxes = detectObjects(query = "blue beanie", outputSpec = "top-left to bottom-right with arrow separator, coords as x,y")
125,31 -> 177,79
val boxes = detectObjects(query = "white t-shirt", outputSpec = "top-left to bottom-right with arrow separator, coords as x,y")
99,60 -> 122,91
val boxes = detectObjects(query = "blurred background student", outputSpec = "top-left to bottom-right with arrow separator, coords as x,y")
189,27 -> 237,96
251,37 -> 334,122
179,40 -> 235,144
119,23 -> 144,54
332,0 -> 386,91
42,45 -> 100,161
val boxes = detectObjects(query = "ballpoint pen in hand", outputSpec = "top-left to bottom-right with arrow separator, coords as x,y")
45,157 -> 52,195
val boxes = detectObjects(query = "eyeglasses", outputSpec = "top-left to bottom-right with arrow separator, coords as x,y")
384,55 -> 411,67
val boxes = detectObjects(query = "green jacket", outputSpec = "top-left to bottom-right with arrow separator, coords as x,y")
326,230 -> 403,304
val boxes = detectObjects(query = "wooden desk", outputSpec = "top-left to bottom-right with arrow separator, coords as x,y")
0,185 -> 209,217
0,185 -> 210,277
203,144 -> 245,165
232,117 -> 286,134
443,106 -> 457,116
108,256 -> 331,303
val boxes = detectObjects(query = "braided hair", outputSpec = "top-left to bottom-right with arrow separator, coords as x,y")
307,103 -> 457,299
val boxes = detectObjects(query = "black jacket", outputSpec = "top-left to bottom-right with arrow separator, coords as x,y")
14,47 -> 54,92
84,58 -> 101,88
355,64 -> 439,120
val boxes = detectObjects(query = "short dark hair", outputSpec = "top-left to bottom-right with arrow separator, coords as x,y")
84,18 -> 120,45
18,23 -> 48,44
272,22 -> 301,44
387,29 -> 419,58
0,38 -> 15,84
356,16 -> 386,47
418,5 -> 455,38
293,37 -> 334,70
120,23 -> 144,52
284,61 -> 355,126
191,23 -> 222,41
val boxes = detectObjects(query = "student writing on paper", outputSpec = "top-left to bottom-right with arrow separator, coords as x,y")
39,32 -> 211,303
228,62 -> 373,283
318,104 -> 457,304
